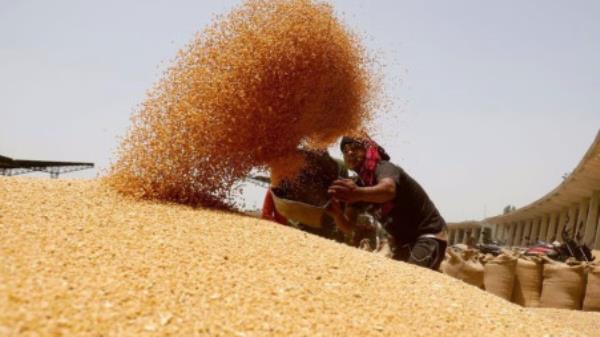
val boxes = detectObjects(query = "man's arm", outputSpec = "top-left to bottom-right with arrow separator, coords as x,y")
328,178 -> 396,204
326,199 -> 354,236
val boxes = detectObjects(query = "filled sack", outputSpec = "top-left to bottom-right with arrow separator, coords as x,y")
512,256 -> 543,307
483,254 -> 517,301
539,259 -> 585,310
442,249 -> 484,289
582,262 -> 600,311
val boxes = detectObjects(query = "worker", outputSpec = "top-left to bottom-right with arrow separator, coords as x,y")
327,136 -> 448,270
262,148 -> 394,253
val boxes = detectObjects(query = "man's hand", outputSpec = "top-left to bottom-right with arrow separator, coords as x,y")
325,198 -> 354,236
325,198 -> 344,218
331,177 -> 397,204
328,178 -> 362,203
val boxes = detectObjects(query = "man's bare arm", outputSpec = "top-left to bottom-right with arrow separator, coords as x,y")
328,178 -> 396,204
354,178 -> 396,203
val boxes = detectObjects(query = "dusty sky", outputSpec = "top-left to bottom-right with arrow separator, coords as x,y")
1,0 -> 599,221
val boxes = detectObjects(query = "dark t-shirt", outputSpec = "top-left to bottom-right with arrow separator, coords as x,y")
373,161 -> 446,245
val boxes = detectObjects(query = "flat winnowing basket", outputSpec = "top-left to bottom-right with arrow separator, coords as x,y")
271,190 -> 329,229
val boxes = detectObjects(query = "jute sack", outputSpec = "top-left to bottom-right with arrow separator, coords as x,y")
539,259 -> 585,310
442,249 -> 484,289
512,256 -> 543,307
483,254 -> 517,301
582,262 -> 600,311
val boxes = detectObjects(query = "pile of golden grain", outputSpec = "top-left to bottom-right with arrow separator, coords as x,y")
1,177 -> 597,336
108,0 -> 377,208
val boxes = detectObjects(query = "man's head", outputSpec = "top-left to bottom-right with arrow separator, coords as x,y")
340,136 -> 391,172
340,137 -> 367,172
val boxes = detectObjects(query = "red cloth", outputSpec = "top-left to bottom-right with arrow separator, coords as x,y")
261,190 -> 288,225
358,138 -> 394,215
358,140 -> 381,186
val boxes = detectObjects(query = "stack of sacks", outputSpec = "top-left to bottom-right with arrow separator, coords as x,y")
483,254 -> 517,301
539,258 -> 586,310
441,249 -> 600,311
583,262 -> 600,311
512,256 -> 544,307
527,257 -> 600,311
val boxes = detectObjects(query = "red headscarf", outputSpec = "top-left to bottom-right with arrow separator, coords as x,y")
359,139 -> 383,186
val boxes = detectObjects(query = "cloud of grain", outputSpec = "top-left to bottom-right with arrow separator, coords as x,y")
108,0 -> 379,208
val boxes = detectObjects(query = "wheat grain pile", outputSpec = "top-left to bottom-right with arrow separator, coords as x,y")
108,0 -> 376,208
532,309 -> 600,337
0,176 -> 595,336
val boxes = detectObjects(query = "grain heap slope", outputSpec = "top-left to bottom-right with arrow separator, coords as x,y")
0,177 -> 590,336
533,309 -> 600,337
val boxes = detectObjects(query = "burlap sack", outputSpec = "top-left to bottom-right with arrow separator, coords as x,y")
442,249 -> 484,289
512,256 -> 543,307
583,263 -> 600,311
482,253 -> 495,263
483,254 -> 517,301
539,260 -> 585,310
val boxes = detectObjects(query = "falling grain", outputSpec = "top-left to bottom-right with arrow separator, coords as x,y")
108,0 -> 377,208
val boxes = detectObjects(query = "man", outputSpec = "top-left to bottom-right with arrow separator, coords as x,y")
327,136 -> 447,270
262,148 -> 392,252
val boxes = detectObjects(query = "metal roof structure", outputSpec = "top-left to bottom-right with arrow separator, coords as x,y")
447,220 -> 482,230
0,154 -> 94,179
485,130 -> 600,223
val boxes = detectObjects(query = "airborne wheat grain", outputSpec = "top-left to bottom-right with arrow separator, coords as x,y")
108,0 -> 378,208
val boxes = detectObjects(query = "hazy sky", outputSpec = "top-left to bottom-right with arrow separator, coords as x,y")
1,0 -> 599,222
